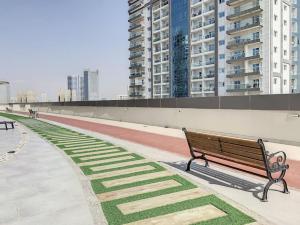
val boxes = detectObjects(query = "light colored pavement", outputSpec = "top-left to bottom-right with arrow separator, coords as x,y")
0,122 -> 105,225
41,118 -> 300,225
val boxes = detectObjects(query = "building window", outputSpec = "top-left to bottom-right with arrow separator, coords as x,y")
284,5 -> 287,11
219,12 -> 225,18
274,78 -> 277,84
274,31 -> 278,37
219,54 -> 225,59
284,65 -> 287,70
274,15 -> 278,21
219,26 -> 225,32
284,80 -> 287,85
219,0 -> 225,3
284,50 -> 287,56
274,47 -> 277,53
219,40 -> 225,45
284,20 -> 287,26
274,63 -> 277,69
284,35 -> 287,41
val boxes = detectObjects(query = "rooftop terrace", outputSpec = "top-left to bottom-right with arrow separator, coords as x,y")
1,109 -> 300,225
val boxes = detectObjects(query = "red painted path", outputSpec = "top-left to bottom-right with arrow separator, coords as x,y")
39,113 -> 300,189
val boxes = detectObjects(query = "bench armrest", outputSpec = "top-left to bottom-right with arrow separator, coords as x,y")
266,151 -> 289,173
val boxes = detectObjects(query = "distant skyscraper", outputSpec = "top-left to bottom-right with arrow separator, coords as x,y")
82,69 -> 100,101
67,75 -> 79,101
0,81 -> 10,104
129,0 -> 298,98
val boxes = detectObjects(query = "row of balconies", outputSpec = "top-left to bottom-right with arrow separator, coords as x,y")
226,51 -> 261,64
192,19 -> 215,30
226,68 -> 261,78
227,3 -> 262,21
226,83 -> 260,92
227,36 -> 261,49
227,18 -> 261,35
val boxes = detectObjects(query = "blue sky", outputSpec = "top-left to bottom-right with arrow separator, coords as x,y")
0,0 -> 129,100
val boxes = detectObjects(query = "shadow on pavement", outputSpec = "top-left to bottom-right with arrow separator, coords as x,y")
163,160 -> 268,201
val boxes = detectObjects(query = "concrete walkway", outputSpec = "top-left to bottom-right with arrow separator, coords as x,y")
37,114 -> 300,225
0,122 -> 103,225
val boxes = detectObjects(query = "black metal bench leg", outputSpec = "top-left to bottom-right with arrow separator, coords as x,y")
202,155 -> 209,167
262,179 -> 274,202
186,157 -> 195,171
5,123 -> 8,130
282,178 -> 289,194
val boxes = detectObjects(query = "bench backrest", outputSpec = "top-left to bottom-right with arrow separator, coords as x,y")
184,129 -> 266,170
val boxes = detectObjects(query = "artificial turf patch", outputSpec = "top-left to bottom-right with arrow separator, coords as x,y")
0,112 -> 256,225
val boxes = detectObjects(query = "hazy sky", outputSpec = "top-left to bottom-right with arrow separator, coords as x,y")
0,0 -> 129,100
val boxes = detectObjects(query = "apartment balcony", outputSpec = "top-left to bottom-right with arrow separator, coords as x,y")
191,10 -> 202,19
191,0 -> 203,7
204,33 -> 215,40
227,20 -> 262,35
226,0 -> 248,6
129,52 -> 144,60
129,63 -> 144,69
226,83 -> 261,92
227,5 -> 263,21
128,1 -> 142,14
128,33 -> 143,41
226,69 -> 261,78
226,53 -> 261,64
204,74 -> 215,79
227,37 -> 261,49
128,24 -> 142,32
129,44 -> 143,51
203,19 -> 215,28
154,15 -> 161,21
192,23 -> 203,31
128,0 -> 140,6
204,60 -> 215,66
128,13 -> 143,23
203,6 -> 215,14
191,62 -> 203,68
129,72 -> 144,79
191,87 -> 203,93
204,87 -> 215,92
129,92 -> 143,98
153,37 -> 161,43
129,82 -> 144,88
191,75 -> 202,80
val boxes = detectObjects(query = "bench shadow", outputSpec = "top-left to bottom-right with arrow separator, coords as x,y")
163,160 -> 267,201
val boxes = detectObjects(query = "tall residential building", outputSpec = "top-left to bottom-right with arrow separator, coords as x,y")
292,0 -> 300,93
0,81 -> 10,104
128,0 -> 152,99
128,0 -> 298,98
83,69 -> 100,101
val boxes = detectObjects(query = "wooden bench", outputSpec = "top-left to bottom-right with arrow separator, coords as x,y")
0,121 -> 15,130
182,128 -> 289,202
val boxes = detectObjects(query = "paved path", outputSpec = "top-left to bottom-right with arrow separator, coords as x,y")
0,121 -> 99,225
39,116 -> 300,225
37,113 -> 300,189
0,113 -> 260,225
